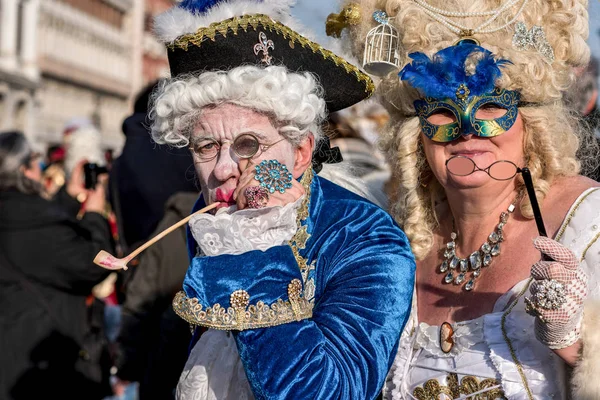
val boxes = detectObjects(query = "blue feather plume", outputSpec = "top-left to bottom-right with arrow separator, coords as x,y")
180,0 -> 264,14
399,43 -> 509,100
179,0 -> 221,13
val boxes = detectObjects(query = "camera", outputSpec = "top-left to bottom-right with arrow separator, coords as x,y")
83,163 -> 108,189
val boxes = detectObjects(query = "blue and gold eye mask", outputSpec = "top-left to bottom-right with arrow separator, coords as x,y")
414,86 -> 520,142
400,42 -> 520,143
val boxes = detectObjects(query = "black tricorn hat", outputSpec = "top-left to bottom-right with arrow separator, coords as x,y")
155,1 -> 374,112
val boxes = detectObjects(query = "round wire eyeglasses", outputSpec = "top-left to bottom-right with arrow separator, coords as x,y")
190,133 -> 286,162
445,155 -> 522,181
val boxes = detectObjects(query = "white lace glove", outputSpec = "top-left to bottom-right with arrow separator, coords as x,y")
525,236 -> 588,349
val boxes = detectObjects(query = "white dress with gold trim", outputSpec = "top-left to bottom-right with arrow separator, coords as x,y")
385,188 -> 600,400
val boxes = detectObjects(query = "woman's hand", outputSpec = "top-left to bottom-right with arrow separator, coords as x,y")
233,159 -> 305,210
525,236 -> 588,354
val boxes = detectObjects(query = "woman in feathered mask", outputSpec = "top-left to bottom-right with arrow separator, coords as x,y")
143,0 -> 416,399
335,0 -> 600,398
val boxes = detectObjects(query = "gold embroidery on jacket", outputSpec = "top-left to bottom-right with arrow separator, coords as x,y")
173,279 -> 312,331
175,169 -> 316,331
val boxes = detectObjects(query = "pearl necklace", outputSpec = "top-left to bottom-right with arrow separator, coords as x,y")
440,203 -> 515,291
413,0 -> 529,36
414,0 -> 515,17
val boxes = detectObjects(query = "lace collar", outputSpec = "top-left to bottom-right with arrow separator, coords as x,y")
188,167 -> 314,258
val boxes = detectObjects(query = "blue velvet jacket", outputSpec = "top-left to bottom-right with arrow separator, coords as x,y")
176,172 -> 416,400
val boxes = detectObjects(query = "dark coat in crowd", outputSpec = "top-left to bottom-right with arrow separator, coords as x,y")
110,113 -> 198,250
115,192 -> 197,400
0,188 -> 113,400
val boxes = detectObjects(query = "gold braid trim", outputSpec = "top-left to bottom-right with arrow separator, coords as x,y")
167,14 -> 374,95
581,231 -> 600,261
501,279 -> 535,400
173,279 -> 312,331
554,187 -> 600,242
174,168 -> 316,331
413,373 -> 506,399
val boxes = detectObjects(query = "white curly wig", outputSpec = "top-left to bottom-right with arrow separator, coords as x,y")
150,65 -> 327,149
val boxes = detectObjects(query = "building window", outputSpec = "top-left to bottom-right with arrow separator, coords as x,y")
14,99 -> 28,133
57,0 -> 125,28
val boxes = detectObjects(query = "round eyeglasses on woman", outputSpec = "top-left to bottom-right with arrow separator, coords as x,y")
445,155 -> 521,181
190,133 -> 286,162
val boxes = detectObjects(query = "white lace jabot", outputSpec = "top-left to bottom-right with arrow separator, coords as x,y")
188,196 -> 303,256
178,198 -> 304,400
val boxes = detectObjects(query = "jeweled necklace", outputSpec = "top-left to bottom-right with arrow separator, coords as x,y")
440,203 -> 515,291
413,0 -> 529,37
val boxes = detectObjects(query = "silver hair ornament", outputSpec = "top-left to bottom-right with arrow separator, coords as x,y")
512,22 -> 555,63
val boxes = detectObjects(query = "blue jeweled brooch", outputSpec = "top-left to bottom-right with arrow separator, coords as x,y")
254,160 -> 293,194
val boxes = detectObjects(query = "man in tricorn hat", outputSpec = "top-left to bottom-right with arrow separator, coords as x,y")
147,0 -> 416,398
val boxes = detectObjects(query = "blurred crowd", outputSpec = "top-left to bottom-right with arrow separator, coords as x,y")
0,57 -> 599,400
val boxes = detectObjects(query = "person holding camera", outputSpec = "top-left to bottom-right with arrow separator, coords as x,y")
0,131 -> 115,399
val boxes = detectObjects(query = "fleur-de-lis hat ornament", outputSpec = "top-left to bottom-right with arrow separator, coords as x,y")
154,0 -> 374,112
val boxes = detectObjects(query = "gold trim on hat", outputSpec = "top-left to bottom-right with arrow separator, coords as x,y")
167,14 -> 375,96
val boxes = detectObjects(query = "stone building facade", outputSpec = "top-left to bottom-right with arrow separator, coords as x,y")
0,0 -> 40,140
0,0 -> 145,152
142,0 -> 173,87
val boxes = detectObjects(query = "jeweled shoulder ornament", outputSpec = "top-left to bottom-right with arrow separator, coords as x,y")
154,0 -> 374,112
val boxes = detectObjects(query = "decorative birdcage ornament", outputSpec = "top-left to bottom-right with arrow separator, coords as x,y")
363,10 -> 400,77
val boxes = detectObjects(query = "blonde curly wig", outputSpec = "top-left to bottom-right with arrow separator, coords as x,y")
341,0 -> 594,259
